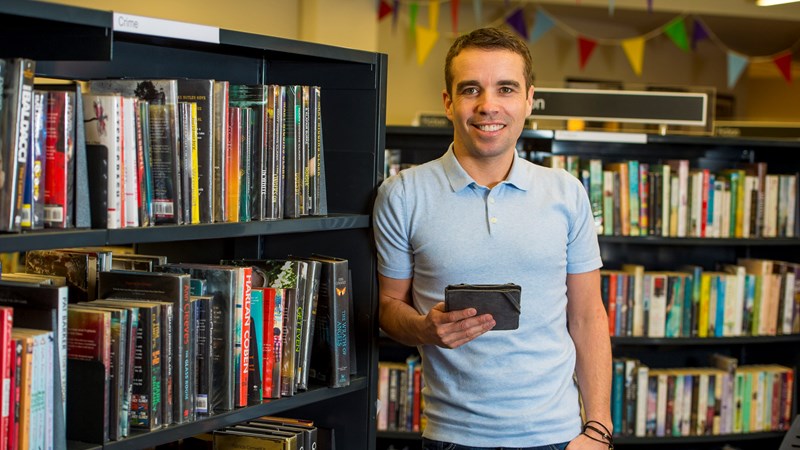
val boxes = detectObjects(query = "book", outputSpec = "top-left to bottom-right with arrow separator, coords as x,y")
88,79 -> 182,224
67,306 -> 111,443
307,254 -> 351,388
283,85 -> 303,219
178,101 -> 199,224
0,58 -> 35,232
135,99 -> 154,226
83,93 -> 123,229
212,80 -> 229,223
266,85 -> 285,220
178,79 -> 215,224
191,295 -> 213,415
121,96 -> 139,228
247,288 -> 264,405
259,287 -> 284,399
39,88 -> 76,229
290,257 -> 321,391
21,89 -> 47,230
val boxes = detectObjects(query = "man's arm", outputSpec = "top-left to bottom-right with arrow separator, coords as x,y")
566,269 -> 613,449
378,274 -> 495,348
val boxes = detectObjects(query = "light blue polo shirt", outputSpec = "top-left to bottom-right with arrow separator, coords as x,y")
373,144 -> 602,447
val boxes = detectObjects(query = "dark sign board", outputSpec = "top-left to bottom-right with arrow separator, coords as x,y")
531,88 -> 708,126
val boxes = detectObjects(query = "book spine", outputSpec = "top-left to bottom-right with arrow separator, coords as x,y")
212,81 -> 229,223
148,103 -> 180,224
0,59 -> 35,232
240,267 -> 252,407
247,288 -> 263,405
194,297 -> 212,415
0,308 -> 13,449
122,97 -> 139,227
22,90 -> 47,230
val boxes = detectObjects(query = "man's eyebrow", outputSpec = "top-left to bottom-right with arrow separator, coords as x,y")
498,80 -> 522,88
455,80 -> 479,92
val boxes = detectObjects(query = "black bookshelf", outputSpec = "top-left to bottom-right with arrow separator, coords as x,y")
1,0 -> 386,449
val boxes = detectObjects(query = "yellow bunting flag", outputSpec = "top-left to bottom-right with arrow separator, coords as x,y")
622,37 -> 645,76
416,25 -> 439,66
429,0 -> 440,29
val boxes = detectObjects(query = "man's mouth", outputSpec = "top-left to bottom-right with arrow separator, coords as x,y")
475,124 -> 505,132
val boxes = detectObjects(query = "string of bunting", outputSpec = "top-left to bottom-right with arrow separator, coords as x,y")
377,0 -> 798,87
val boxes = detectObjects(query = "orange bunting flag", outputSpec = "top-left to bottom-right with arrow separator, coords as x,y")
378,0 -> 393,21
578,36 -> 597,70
622,37 -> 645,76
773,51 -> 793,84
416,25 -> 439,66
451,0 -> 460,34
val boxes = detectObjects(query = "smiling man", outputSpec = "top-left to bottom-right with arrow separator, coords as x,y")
374,27 -> 613,450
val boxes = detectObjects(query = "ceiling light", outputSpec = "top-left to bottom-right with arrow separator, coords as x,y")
756,0 -> 800,5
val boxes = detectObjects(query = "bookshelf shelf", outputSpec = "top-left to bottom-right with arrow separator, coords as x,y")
2,0 -> 385,449
612,334 -> 800,346
598,236 -> 800,246
100,378 -> 368,450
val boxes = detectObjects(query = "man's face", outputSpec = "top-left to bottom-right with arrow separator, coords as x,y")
443,48 -> 534,161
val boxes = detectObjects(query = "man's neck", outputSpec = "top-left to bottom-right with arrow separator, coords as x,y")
453,150 -> 515,188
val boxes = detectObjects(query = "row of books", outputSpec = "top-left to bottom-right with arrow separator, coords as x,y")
0,308 -> 57,450
602,258 -> 800,338
207,415 -> 325,450
611,355 -> 794,438
376,356 -> 424,433
0,248 -> 353,444
0,57 -> 327,232
543,155 -> 797,239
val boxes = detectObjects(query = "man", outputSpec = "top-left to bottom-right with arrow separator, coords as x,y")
374,27 -> 612,450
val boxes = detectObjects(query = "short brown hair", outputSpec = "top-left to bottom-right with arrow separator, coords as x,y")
445,27 -> 534,96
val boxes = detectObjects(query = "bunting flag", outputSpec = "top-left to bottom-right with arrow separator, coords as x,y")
474,0 -> 482,26
727,51 -> 748,88
393,0 -> 399,30
506,7 -> 528,39
409,2 -> 418,34
647,0 -> 653,13
691,20 -> 709,50
416,26 -> 439,66
451,0 -> 460,34
578,36 -> 598,70
773,51 -> 793,84
378,0 -> 393,21
622,37 -> 645,76
429,0 -> 440,29
529,10 -> 555,44
608,0 -> 615,16
664,18 -> 689,52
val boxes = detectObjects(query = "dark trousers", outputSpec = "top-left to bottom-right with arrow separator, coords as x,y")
421,438 -> 570,450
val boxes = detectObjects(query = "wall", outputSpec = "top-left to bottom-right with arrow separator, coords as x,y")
41,0 -> 800,125
377,1 -> 800,125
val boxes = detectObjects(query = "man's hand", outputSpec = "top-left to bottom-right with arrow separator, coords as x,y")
421,302 -> 495,348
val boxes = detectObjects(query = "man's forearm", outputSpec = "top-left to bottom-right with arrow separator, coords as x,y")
572,313 -> 613,431
379,295 -> 426,346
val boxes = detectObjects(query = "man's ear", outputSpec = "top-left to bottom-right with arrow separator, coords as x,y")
526,85 -> 535,115
443,89 -> 454,120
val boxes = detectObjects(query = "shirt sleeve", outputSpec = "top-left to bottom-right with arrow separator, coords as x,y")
566,175 -> 603,274
373,176 -> 415,280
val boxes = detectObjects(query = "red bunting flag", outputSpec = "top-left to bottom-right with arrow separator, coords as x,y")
773,51 -> 793,84
378,0 -> 393,21
451,0 -> 460,34
578,36 -> 597,70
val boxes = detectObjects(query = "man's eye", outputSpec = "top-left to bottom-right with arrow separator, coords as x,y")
499,87 -> 514,94
462,87 -> 479,95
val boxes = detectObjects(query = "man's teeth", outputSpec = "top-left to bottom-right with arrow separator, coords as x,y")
477,124 -> 504,132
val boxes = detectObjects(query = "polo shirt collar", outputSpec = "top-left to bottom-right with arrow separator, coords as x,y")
442,143 -> 531,192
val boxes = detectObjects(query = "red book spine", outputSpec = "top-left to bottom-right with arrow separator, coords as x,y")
261,288 -> 275,398
0,307 -> 14,450
608,273 -> 618,336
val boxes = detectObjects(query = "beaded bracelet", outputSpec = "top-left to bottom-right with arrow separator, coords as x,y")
581,420 -> 614,449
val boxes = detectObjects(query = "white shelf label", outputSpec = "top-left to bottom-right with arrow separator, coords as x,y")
113,12 -> 220,44
554,130 -> 647,144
